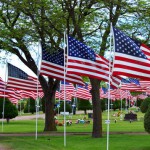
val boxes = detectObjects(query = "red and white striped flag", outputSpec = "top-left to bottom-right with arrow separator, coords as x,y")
7,63 -> 43,92
112,27 -> 150,80
67,36 -> 110,81
40,43 -> 84,85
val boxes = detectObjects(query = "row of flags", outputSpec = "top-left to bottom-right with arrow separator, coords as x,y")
0,26 -> 150,104
40,26 -> 150,89
0,71 -> 149,105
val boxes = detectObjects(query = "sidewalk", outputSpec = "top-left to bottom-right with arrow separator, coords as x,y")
0,110 -> 93,121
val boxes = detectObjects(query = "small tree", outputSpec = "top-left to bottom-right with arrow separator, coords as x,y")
112,100 -> 120,111
140,97 -> 150,113
101,99 -> 106,112
0,98 -> 18,123
137,99 -> 143,107
41,97 -> 45,113
24,98 -> 36,114
144,106 -> 150,133
78,99 -> 92,115
112,100 -> 125,111
18,100 -> 24,112
56,101 -> 72,113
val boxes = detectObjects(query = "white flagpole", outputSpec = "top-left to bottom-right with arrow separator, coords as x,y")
126,90 -> 128,113
35,40 -> 40,140
57,81 -> 61,119
72,84 -> 77,115
63,31 -> 67,147
120,87 -> 123,120
106,24 -> 113,150
2,60 -> 7,132
20,100 -> 21,115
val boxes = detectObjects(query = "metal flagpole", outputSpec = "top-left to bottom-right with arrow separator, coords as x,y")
120,87 -> 123,120
106,29 -> 112,150
57,82 -> 61,119
2,59 -> 7,132
125,90 -> 128,113
2,92 -> 6,132
63,31 -> 67,147
35,40 -> 41,140
106,21 -> 114,150
20,100 -> 22,116
106,1 -> 114,148
72,84 -> 77,115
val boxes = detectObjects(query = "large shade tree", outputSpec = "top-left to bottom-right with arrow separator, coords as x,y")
0,0 -> 149,138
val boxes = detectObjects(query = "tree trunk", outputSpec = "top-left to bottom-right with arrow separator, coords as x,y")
6,118 -> 10,124
90,78 -> 102,138
84,109 -> 87,115
44,93 -> 57,131
38,76 -> 59,132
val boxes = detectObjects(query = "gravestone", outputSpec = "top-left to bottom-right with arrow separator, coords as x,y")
124,113 -> 137,121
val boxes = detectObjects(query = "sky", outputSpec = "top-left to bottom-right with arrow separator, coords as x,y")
0,44 -> 41,81
0,54 -> 37,81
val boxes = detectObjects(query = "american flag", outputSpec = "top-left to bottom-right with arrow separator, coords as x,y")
132,39 -> 150,59
100,88 -> 108,99
112,27 -> 150,80
139,81 -> 150,89
58,81 -> 75,101
121,78 -> 131,83
59,90 -> 73,101
7,63 -> 41,92
102,87 -> 108,94
0,77 -> 7,90
141,44 -> 150,59
60,81 -> 75,92
110,75 -> 122,89
40,43 -> 84,85
17,90 -> 37,99
137,94 -> 148,100
0,77 -> 9,98
128,78 -> 140,85
7,88 -> 22,104
67,36 -> 110,81
55,90 -> 61,99
121,77 -> 140,85
120,83 -> 143,91
75,83 -> 91,100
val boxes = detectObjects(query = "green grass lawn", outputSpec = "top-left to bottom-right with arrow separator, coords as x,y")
0,110 -> 148,150
0,110 -> 145,133
0,135 -> 150,150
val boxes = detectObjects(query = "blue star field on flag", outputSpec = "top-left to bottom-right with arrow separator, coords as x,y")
128,78 -> 140,85
8,63 -> 28,79
68,36 -> 96,61
113,27 -> 147,59
42,43 -> 64,66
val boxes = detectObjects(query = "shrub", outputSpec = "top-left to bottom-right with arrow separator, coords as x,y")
101,98 -> 107,112
24,98 -> 36,114
144,106 -> 150,133
56,101 -> 72,113
0,98 -> 18,123
140,97 -> 150,113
